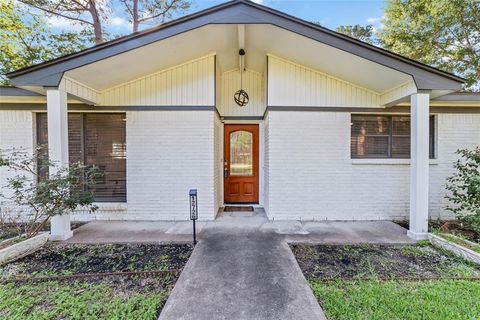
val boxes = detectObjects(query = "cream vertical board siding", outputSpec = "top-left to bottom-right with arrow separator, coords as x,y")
267,55 -> 381,107
218,69 -> 265,116
0,111 -> 33,213
214,113 -> 223,213
267,111 -> 480,221
59,77 -> 100,104
101,55 -> 215,106
126,110 -> 215,220
380,81 -> 417,105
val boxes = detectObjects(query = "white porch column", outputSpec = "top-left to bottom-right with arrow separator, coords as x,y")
408,92 -> 430,240
47,88 -> 73,241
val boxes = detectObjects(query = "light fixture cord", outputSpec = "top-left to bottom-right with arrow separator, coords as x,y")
240,55 -> 243,90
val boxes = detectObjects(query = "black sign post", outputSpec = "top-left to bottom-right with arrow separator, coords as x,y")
189,189 -> 198,246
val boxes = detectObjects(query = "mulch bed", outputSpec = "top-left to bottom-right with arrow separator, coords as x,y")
0,243 -> 193,319
1,243 -> 192,279
291,243 -> 480,281
0,222 -> 86,242
394,219 -> 480,243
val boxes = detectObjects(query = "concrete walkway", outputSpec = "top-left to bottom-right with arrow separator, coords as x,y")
68,209 -> 414,245
65,210 -> 415,320
158,229 -> 326,320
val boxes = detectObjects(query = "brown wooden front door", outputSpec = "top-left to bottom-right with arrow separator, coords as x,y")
224,124 -> 259,203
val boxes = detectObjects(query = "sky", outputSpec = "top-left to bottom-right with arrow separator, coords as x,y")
190,0 -> 385,30
46,0 -> 386,37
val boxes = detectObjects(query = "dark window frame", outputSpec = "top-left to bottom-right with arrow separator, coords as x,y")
35,112 -> 126,203
351,114 -> 436,159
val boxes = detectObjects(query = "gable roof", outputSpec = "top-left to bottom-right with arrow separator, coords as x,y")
434,92 -> 480,102
7,0 -> 465,90
0,86 -> 42,96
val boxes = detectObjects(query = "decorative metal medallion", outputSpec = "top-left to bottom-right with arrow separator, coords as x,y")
234,89 -> 249,107
234,49 -> 249,107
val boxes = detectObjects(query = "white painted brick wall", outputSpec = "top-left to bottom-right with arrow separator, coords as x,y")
0,111 -> 129,220
263,115 -> 270,215
214,114 -> 223,215
0,111 -> 33,214
2,110 -> 479,223
267,111 -> 480,221
126,110 -> 215,220
0,110 -> 217,221
429,114 -> 480,219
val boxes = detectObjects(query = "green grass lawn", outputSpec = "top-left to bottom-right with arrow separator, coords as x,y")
0,279 -> 167,320
291,243 -> 480,320
0,243 -> 193,320
311,279 -> 480,320
435,232 -> 480,253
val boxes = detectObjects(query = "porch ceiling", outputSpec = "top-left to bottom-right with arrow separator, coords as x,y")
66,25 -> 236,91
65,24 -> 412,93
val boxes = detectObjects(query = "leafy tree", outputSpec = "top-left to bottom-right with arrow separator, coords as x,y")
445,147 -> 480,235
120,0 -> 191,33
18,0 -> 108,44
19,0 -> 191,43
0,0 -> 90,84
336,24 -> 374,44
378,0 -> 480,91
0,146 -> 102,238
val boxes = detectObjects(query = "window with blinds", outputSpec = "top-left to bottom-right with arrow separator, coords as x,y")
36,113 -> 126,202
351,115 -> 435,159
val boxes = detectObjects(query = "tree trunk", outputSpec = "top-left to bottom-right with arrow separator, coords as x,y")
88,0 -> 103,44
132,0 -> 139,33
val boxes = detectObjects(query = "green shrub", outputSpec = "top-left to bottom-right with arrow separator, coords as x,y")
445,147 -> 480,234
0,146 -> 102,238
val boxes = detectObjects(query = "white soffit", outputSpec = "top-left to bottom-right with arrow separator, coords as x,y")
249,25 -> 412,93
66,24 -> 413,93
66,25 -> 238,91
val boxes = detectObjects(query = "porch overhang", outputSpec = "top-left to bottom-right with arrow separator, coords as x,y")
7,0 -> 464,96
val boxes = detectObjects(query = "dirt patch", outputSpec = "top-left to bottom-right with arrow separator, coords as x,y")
0,222 -> 86,242
436,221 -> 480,243
394,219 -> 480,243
291,243 -> 480,281
393,220 -> 409,229
0,228 -> 20,242
0,243 -> 193,319
1,243 -> 192,278
0,236 -> 26,250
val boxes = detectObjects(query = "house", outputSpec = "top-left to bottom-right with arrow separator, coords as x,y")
1,0 -> 479,241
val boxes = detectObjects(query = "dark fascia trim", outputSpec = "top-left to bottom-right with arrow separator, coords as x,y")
3,103 -> 480,114
0,104 -> 217,111
267,105 -> 480,114
0,86 -> 43,96
7,0 -> 464,90
222,116 -> 264,120
0,103 -> 49,110
429,106 -> 480,113
267,106 -> 407,113
214,106 -> 221,118
106,105 -> 216,111
434,92 -> 480,102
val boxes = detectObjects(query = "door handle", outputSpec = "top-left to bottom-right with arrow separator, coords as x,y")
224,167 -> 228,178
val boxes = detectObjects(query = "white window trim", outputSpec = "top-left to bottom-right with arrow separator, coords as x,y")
351,158 -> 439,165
350,113 -> 438,162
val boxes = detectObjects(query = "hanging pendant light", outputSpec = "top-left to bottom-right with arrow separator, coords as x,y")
234,49 -> 249,107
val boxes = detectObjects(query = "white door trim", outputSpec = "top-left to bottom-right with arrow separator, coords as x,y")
221,119 -> 264,207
